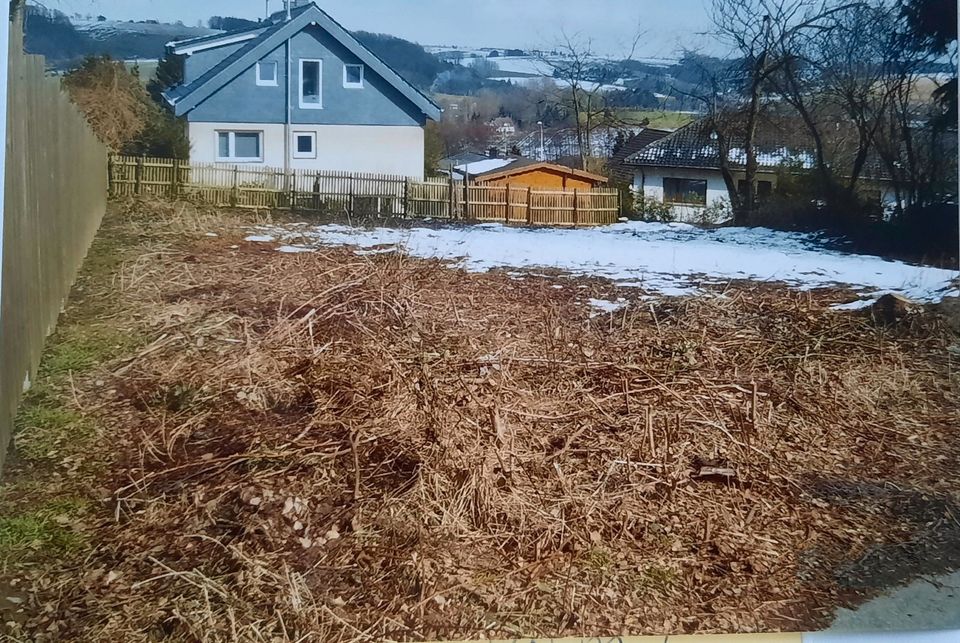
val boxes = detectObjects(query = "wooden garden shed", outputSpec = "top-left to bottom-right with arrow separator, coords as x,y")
463,160 -> 609,190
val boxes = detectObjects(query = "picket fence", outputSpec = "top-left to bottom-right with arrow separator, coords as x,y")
108,156 -> 621,227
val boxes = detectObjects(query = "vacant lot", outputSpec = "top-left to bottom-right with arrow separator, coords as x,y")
2,200 -> 959,642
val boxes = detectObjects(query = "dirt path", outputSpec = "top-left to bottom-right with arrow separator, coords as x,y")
830,571 -> 960,632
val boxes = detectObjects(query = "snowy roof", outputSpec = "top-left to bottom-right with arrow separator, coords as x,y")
625,117 -> 891,180
453,158 -> 516,175
608,128 -> 673,183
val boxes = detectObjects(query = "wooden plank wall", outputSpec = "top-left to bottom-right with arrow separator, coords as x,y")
109,155 -> 622,227
0,12 -> 109,472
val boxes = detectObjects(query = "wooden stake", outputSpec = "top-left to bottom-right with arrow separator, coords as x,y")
646,407 -> 654,459
350,431 -> 362,499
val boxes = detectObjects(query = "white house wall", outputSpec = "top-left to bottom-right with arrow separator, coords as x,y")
188,122 -> 425,179
633,167 -> 778,222
634,167 -> 731,222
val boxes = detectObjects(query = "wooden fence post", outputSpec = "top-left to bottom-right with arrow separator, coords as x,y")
107,155 -> 114,197
526,187 -> 533,226
404,177 -> 410,218
447,176 -> 455,219
505,184 -> 512,223
349,178 -> 355,217
135,154 -> 145,195
573,188 -> 579,228
463,175 -> 470,221
231,166 -> 239,206
171,158 -> 181,198
288,170 -> 296,211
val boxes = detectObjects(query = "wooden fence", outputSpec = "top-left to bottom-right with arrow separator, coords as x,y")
109,155 -> 621,227
0,8 -> 109,472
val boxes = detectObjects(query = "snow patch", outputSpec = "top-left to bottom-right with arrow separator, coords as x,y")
245,235 -> 275,243
588,298 -> 628,317
830,298 -> 880,311
250,222 -> 959,304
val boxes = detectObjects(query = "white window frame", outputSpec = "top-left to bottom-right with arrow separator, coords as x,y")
299,58 -> 323,109
215,130 -> 264,163
256,61 -> 278,87
292,132 -> 317,159
343,64 -> 364,89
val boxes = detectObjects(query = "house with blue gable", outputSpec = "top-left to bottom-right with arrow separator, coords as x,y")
163,1 -> 441,179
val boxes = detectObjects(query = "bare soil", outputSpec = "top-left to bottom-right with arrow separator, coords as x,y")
1,199 -> 959,642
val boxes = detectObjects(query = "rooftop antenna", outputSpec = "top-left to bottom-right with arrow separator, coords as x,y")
286,0 -> 292,21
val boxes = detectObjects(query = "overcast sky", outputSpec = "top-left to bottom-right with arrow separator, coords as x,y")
48,0 -> 715,58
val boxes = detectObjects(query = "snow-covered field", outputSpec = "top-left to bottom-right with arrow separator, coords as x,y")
245,221 -> 959,305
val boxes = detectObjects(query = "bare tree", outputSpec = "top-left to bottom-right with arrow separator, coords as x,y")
540,30 -> 643,170
667,51 -> 746,213
767,1 -> 954,215
709,0 -> 858,223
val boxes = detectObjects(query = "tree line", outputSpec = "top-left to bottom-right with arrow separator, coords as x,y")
690,0 -> 956,230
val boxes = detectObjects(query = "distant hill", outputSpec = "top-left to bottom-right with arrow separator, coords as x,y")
25,9 -> 450,91
24,7 -> 218,68
353,32 -> 450,91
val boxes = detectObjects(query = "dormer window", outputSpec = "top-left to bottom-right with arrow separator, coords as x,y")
343,64 -> 364,88
256,61 -> 277,86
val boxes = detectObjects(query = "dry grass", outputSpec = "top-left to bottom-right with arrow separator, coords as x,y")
2,198 -> 959,642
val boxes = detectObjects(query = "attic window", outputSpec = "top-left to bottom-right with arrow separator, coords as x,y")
343,64 -> 364,88
299,59 -> 323,109
256,61 -> 278,86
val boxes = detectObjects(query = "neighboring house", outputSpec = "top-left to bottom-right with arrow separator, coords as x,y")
451,159 -> 608,189
625,118 -> 898,221
162,2 -> 441,179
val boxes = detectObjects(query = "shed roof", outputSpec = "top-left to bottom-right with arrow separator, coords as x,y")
466,159 -> 609,184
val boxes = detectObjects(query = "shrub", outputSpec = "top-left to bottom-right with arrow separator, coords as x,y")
636,195 -> 675,223
64,55 -> 189,159
696,198 -> 733,225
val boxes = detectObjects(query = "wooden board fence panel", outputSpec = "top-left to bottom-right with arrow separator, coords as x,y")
1,12 -> 109,473
108,155 -> 621,226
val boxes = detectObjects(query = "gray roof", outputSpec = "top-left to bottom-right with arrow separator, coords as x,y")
163,2 -> 441,121
625,117 -> 891,181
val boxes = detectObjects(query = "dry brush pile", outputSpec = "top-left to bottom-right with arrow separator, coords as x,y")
6,200 -> 960,641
